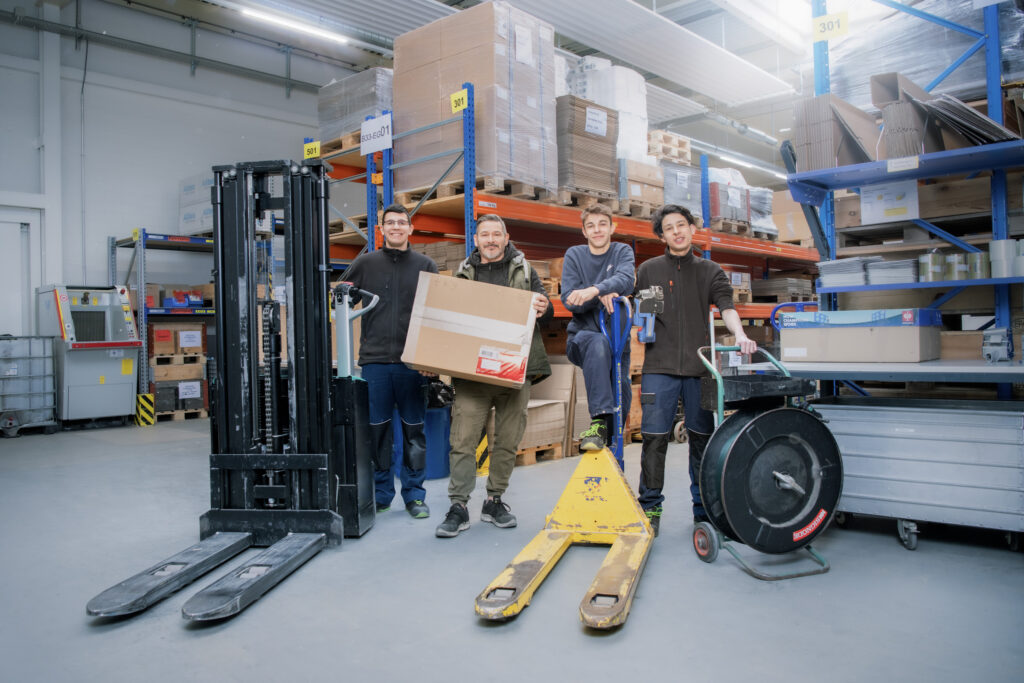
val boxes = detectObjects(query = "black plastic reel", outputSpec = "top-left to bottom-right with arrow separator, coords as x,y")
700,407 -> 843,555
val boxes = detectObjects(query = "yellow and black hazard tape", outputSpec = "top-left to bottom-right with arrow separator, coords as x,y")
135,393 -> 155,426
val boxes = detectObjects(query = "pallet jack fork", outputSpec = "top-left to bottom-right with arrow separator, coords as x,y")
87,160 -> 377,622
476,297 -> 652,629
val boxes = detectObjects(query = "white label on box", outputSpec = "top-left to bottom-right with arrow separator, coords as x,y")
631,183 -> 643,198
860,179 -> 919,224
727,187 -> 741,208
495,86 -> 509,100
360,113 -> 393,156
178,381 -> 201,399
731,272 -> 743,286
179,330 -> 202,348
728,351 -> 743,367
785,347 -> 808,358
5,365 -> 16,376
584,107 -> 607,137
514,25 -> 534,66
108,349 -> 124,358
675,171 -> 689,188
273,285 -> 286,303
496,16 -> 508,39
497,131 -> 510,143
539,26 -> 552,40
886,156 -> 919,173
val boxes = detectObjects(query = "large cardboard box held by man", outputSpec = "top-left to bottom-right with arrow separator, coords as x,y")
402,272 -> 537,388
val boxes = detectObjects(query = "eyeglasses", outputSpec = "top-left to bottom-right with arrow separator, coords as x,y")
382,219 -> 410,227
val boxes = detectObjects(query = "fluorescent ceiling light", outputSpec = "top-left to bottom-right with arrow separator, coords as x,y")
716,154 -> 787,180
241,7 -> 349,44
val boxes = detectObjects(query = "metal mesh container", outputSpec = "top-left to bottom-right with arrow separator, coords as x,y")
0,336 -> 57,436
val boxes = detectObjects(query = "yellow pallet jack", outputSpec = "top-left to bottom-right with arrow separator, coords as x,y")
475,298 -> 653,629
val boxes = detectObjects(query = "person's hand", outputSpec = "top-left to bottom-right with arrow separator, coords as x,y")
598,292 -> 618,313
531,293 -> 549,315
565,286 -> 599,307
736,334 -> 757,355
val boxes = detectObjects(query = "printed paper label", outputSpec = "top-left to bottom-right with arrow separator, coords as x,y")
675,171 -> 689,188
178,381 -> 201,400
514,25 -> 534,66
179,331 -> 202,349
476,346 -> 526,383
585,107 -> 608,137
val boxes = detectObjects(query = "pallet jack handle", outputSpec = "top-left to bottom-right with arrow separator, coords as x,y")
598,296 -> 633,468
333,282 -> 379,379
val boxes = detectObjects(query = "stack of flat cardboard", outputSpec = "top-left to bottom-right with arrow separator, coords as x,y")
793,93 -> 885,171
872,72 -> 942,158
411,240 -> 466,272
555,95 -> 618,195
771,189 -> 813,244
618,159 -> 664,206
392,1 -> 557,193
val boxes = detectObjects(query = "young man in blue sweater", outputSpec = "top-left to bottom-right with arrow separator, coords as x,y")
560,204 -> 636,451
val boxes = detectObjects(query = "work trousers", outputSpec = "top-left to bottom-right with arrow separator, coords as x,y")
566,329 -> 631,427
447,378 -> 530,505
362,362 -> 428,506
637,373 -> 714,515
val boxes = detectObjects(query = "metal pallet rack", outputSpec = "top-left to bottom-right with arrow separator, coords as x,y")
108,229 -> 215,392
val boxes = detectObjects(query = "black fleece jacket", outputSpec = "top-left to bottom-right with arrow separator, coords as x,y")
343,246 -> 438,365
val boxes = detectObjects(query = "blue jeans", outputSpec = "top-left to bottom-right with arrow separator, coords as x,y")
566,330 -> 631,427
361,363 -> 428,506
637,373 -> 713,512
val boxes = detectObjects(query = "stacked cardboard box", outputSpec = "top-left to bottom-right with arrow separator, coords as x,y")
178,172 -> 214,235
148,322 -> 206,356
771,189 -> 813,244
618,159 -> 664,206
392,2 -> 557,194
556,95 -> 618,195
317,67 -> 393,144
411,240 -> 467,272
662,162 -> 703,222
150,379 -> 209,413
793,94 -> 884,171
708,182 -> 751,224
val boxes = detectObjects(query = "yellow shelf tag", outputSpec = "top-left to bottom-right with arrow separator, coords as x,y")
812,12 -> 848,42
303,140 -> 321,159
371,172 -> 383,185
450,88 -> 468,114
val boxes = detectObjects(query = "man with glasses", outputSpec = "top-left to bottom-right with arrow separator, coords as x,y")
635,204 -> 756,536
343,204 -> 438,520
435,214 -> 552,538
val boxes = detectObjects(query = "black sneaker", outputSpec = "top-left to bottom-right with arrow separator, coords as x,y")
579,418 -> 608,452
406,499 -> 430,519
435,503 -> 470,538
646,506 -> 663,537
375,502 -> 391,513
481,496 -> 517,528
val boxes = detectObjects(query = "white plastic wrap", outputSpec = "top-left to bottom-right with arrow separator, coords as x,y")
317,68 -> 393,142
566,62 -> 649,161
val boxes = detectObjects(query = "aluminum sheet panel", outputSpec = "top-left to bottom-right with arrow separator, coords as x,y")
505,0 -> 794,106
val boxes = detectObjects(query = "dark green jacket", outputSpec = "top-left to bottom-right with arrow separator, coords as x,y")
455,244 -> 552,384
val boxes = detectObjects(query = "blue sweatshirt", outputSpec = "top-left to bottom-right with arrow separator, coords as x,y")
560,242 -> 636,335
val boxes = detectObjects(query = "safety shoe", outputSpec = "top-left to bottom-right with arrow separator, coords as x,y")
579,418 -> 608,451
435,503 -> 470,538
375,502 -> 391,513
645,506 -> 663,537
481,496 -> 517,528
406,499 -> 430,519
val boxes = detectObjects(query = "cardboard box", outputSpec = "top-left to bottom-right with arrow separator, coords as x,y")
771,189 -> 813,243
793,93 -> 884,171
128,283 -> 163,312
529,361 -> 575,454
780,309 -> 941,362
148,321 -> 206,356
619,159 -> 664,187
179,204 -> 214,235
940,330 -> 984,361
402,272 -> 537,388
150,379 -> 209,412
179,172 -> 214,208
518,399 -> 568,450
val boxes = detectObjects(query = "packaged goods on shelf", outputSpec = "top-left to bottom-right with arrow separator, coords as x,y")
178,172 -> 214,235
317,67 -> 393,144
779,308 -> 942,363
708,182 -> 750,223
392,1 -> 556,194
748,187 -> 775,237
128,283 -> 163,311
661,162 -> 703,220
618,159 -> 664,206
817,256 -> 883,287
554,53 -> 571,97
771,189 -> 813,244
556,95 -> 619,195
150,379 -> 209,412
793,93 -> 884,171
566,61 -> 650,162
751,277 -> 814,302
829,0 -> 1024,111
866,259 -> 919,285
528,361 -> 575,454
402,272 -> 537,388
148,322 -> 206,356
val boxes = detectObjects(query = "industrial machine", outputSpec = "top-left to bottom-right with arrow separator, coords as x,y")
36,284 -> 140,421
87,159 -> 376,622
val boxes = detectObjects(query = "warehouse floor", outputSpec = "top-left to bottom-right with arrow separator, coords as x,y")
1,420 -> 1021,682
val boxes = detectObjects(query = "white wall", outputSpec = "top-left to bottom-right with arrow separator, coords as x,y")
0,0 -> 359,326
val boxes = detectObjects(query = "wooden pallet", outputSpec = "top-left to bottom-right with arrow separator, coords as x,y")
395,176 -> 552,206
155,409 -> 209,422
646,144 -> 692,166
547,187 -> 618,211
151,353 -> 205,366
150,354 -> 207,381
515,442 -> 563,466
752,292 -> 815,303
320,130 -> 361,156
615,199 -> 653,219
732,288 -> 752,304
709,218 -> 752,236
540,278 -> 560,297
753,230 -> 778,242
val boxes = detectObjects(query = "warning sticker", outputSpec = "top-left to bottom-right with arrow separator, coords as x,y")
476,346 -> 527,384
793,508 -> 828,542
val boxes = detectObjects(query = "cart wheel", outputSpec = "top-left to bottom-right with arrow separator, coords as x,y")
673,420 -> 687,443
897,519 -> 919,551
693,522 -> 719,563
1006,531 -> 1021,552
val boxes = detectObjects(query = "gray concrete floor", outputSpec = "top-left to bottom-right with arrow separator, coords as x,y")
0,420 -> 1021,683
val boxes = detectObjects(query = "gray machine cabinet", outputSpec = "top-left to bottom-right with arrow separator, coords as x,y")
813,397 -> 1024,533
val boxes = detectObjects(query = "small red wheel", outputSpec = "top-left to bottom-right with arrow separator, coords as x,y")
693,521 -> 719,563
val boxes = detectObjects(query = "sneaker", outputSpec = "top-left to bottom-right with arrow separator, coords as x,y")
579,418 -> 608,452
645,506 -> 663,537
435,503 -> 470,538
406,500 -> 430,519
375,502 -> 391,513
481,496 -> 517,528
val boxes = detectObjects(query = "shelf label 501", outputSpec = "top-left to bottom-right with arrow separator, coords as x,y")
812,12 -> 848,42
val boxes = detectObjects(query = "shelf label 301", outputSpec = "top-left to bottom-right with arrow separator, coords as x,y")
450,88 -> 469,114
812,12 -> 848,42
